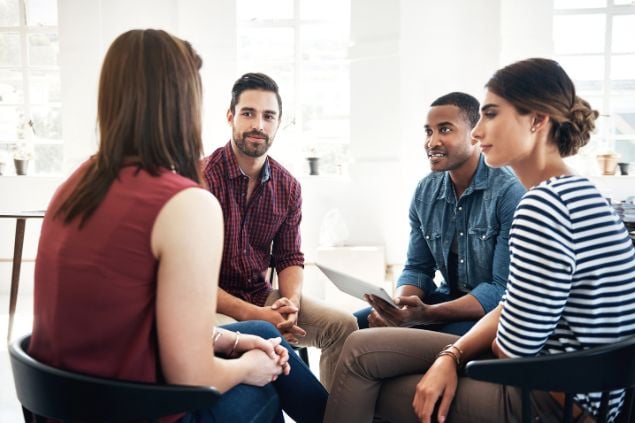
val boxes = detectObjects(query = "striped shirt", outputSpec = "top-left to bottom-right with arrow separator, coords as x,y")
202,142 -> 304,306
497,175 -> 635,421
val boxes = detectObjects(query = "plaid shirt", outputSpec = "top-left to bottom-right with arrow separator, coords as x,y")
202,142 -> 304,306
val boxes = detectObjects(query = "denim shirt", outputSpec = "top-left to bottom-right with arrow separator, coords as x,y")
396,154 -> 525,313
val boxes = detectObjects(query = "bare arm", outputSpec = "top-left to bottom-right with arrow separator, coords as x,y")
152,188 -> 284,392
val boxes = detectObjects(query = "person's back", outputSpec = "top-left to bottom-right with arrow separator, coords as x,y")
30,162 -> 195,384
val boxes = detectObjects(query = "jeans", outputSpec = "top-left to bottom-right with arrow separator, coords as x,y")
353,292 -> 477,336
181,320 -> 327,423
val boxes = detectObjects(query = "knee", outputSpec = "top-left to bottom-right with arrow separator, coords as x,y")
237,320 -> 281,339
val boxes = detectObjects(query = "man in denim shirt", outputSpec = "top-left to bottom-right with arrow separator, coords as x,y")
355,92 -> 525,335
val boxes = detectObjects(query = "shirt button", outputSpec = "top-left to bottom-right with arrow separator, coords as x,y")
425,235 -> 430,239
482,235 -> 486,239
247,278 -> 251,282
459,232 -> 464,236
243,249 -> 247,254
459,259 -> 465,264
458,206 -> 463,211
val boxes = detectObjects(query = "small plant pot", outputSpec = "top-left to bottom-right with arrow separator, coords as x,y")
14,159 -> 29,175
307,157 -> 320,175
618,162 -> 630,175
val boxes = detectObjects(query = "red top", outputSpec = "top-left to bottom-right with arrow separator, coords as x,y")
202,142 -> 304,306
29,161 -> 197,422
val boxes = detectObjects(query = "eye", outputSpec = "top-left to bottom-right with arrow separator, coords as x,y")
482,110 -> 497,119
241,111 -> 252,117
439,126 -> 452,134
424,128 -> 432,137
264,113 -> 277,121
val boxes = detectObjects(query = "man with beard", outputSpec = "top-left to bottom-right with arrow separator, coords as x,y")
202,73 -> 357,392
354,92 -> 525,335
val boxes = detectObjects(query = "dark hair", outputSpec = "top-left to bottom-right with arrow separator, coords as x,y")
229,72 -> 282,118
430,92 -> 480,128
55,29 -> 204,227
486,58 -> 599,157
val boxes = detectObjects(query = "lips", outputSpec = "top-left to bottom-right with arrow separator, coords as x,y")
427,150 -> 447,159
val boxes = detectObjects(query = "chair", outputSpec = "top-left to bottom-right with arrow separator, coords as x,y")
9,334 -> 221,423
465,336 -> 635,423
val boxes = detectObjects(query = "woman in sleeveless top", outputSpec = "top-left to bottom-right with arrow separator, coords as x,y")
29,29 -> 326,423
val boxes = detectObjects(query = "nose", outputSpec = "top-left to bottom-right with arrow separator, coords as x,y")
253,114 -> 265,131
426,132 -> 442,149
471,118 -> 484,141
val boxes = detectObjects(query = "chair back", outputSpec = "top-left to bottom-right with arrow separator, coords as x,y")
465,336 -> 635,423
9,334 -> 221,422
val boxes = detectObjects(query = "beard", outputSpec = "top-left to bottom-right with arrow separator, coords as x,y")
233,128 -> 273,158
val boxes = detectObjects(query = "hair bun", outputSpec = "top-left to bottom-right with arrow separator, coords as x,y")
555,96 -> 599,156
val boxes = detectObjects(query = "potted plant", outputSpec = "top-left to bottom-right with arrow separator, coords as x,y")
12,141 -> 34,175
305,146 -> 320,176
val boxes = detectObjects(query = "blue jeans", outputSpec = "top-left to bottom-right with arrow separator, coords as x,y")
354,292 -> 477,336
181,320 -> 327,423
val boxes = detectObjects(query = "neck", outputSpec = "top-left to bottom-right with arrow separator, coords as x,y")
511,141 -> 571,189
448,151 -> 480,198
230,140 -> 266,179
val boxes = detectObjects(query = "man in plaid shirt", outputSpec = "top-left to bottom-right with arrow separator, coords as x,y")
202,73 -> 358,391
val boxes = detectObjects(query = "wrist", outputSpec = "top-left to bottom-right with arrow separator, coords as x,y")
436,343 -> 464,371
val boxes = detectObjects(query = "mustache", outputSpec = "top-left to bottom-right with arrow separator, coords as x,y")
243,130 -> 269,142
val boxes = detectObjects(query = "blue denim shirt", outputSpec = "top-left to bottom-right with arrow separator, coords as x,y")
396,154 -> 525,313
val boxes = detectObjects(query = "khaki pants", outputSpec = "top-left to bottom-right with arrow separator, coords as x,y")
216,290 -> 358,392
324,328 -> 592,423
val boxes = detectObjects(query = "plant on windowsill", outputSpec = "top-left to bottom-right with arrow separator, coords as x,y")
13,119 -> 36,176
305,146 -> 320,176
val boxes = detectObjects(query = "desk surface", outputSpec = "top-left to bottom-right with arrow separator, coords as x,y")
0,210 -> 46,218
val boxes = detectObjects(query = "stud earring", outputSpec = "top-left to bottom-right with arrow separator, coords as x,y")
530,127 -> 536,133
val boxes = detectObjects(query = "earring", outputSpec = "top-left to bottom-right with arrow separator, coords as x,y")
530,127 -> 536,133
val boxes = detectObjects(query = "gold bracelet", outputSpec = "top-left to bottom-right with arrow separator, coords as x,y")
438,344 -> 463,368
436,350 -> 460,368
229,331 -> 240,357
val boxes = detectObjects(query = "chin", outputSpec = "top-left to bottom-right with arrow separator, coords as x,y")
482,154 -> 507,169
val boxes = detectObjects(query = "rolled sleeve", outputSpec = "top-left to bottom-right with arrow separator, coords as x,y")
273,181 -> 304,272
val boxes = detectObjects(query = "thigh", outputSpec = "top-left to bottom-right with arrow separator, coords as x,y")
181,383 -> 282,423
294,294 -> 358,348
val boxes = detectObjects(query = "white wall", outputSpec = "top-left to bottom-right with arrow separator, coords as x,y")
1,0 -> 632,292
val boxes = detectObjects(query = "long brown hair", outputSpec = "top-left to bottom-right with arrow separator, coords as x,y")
55,29 -> 204,227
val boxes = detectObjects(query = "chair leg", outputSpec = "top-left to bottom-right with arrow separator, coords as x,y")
294,346 -> 310,367
521,388 -> 531,423
563,393 -> 573,423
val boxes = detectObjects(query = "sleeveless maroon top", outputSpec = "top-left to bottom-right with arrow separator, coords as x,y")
29,162 -> 198,422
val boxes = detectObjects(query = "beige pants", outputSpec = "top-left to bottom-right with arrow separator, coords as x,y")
324,328 -> 590,423
215,290 -> 358,392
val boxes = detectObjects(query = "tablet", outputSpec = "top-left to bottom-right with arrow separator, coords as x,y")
316,264 -> 399,308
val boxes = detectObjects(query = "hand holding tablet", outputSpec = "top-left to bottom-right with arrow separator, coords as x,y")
316,264 -> 399,308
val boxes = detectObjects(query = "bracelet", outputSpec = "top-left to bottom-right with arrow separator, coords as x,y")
437,344 -> 464,369
229,331 -> 240,357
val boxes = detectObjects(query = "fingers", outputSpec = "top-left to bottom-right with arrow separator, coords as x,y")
270,297 -> 298,311
368,310 -> 388,327
437,389 -> 455,423
282,332 -> 299,344
272,304 -> 299,315
395,295 -> 423,308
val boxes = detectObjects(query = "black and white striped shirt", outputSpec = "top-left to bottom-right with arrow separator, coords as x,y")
497,175 -> 635,421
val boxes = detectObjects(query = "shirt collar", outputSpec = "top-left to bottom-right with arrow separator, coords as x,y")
223,141 -> 271,183
439,153 -> 489,200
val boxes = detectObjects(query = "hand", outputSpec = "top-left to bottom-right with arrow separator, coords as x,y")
233,333 -> 279,359
270,297 -> 307,344
270,338 -> 291,376
412,356 -> 458,423
257,303 -> 306,344
365,294 -> 435,327
240,348 -> 285,386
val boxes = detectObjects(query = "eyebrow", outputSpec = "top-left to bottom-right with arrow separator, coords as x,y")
480,104 -> 498,112
239,106 -> 278,116
424,121 -> 455,129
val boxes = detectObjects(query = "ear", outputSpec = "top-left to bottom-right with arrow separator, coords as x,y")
530,113 -> 549,133
226,109 -> 233,125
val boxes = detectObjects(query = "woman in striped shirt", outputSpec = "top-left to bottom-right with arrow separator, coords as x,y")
323,58 -> 635,423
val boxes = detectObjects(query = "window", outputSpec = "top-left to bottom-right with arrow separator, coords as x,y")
554,0 -> 635,163
236,0 -> 351,175
0,0 -> 62,175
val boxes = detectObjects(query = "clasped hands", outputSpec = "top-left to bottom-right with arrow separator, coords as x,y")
232,333 -> 292,385
365,294 -> 438,328
263,296 -> 306,344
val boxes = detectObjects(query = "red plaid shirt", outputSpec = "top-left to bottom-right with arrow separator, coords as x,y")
202,142 -> 304,306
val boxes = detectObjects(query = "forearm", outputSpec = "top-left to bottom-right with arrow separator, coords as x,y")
452,304 -> 502,361
277,265 -> 303,305
426,294 -> 485,323
216,288 -> 263,321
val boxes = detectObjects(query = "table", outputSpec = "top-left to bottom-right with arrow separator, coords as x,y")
0,210 -> 46,342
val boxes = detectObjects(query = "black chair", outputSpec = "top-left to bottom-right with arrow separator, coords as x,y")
9,334 -> 221,423
465,336 -> 635,423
